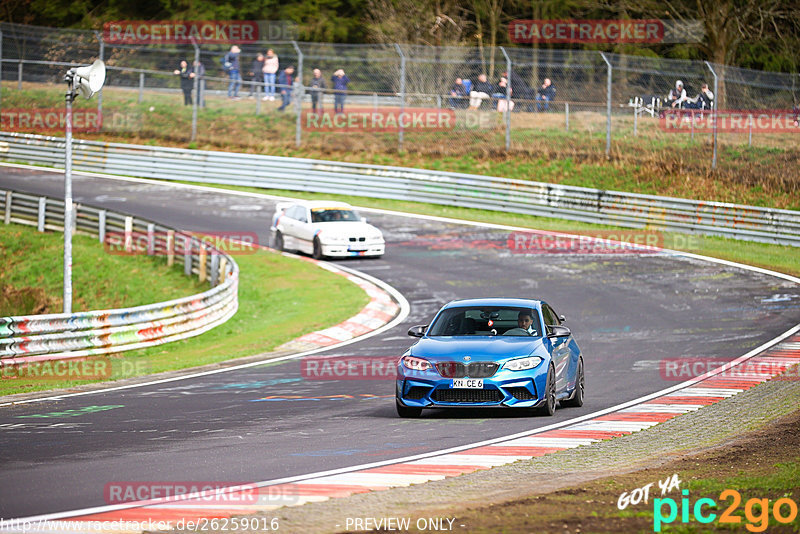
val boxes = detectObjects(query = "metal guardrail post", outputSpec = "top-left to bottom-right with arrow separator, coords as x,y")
138,72 -> 144,103
98,209 -> 106,243
4,191 -> 10,224
705,61 -> 718,170
210,253 -> 219,287
599,52 -> 612,157
95,31 -> 104,124
394,44 -> 406,151
184,235 -> 192,276
191,40 -> 200,143
500,47 -> 511,151
37,197 -> 46,231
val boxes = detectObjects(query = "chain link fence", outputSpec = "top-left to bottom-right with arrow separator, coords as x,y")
1,21 -> 798,169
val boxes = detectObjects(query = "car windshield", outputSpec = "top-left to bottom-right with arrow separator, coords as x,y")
310,208 -> 360,223
427,306 -> 541,337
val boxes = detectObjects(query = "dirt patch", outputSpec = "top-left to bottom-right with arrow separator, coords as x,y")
0,284 -> 56,315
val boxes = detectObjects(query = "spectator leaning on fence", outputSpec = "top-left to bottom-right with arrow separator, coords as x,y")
262,49 -> 279,101
249,53 -> 265,98
536,78 -> 555,111
277,65 -> 295,112
449,78 -> 468,109
222,45 -> 241,99
469,74 -> 493,110
310,68 -> 327,113
668,80 -> 688,108
332,69 -> 350,114
173,60 -> 195,106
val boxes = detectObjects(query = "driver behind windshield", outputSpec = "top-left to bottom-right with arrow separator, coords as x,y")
503,310 -> 536,336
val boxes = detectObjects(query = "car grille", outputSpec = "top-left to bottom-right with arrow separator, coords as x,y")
432,389 -> 503,403
506,387 -> 536,400
405,386 -> 430,400
435,362 -> 498,378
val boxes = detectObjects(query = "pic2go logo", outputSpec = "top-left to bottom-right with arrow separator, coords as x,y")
654,489 -> 799,532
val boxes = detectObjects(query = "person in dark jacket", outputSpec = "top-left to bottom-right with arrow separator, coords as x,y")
309,68 -> 327,113
173,60 -> 195,106
469,74 -> 494,110
331,69 -> 350,114
248,53 -> 265,97
277,66 -> 295,111
449,78 -> 468,109
223,45 -> 241,99
536,78 -> 556,111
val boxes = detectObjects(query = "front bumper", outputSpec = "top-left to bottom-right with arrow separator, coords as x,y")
396,368 -> 548,409
321,241 -> 385,257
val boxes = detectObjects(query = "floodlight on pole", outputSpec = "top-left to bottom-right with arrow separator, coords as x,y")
63,59 -> 105,314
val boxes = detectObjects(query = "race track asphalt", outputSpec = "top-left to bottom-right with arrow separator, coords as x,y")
1,166 -> 799,518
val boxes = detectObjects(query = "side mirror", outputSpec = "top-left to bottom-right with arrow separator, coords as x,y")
548,325 -> 571,338
408,325 -> 428,338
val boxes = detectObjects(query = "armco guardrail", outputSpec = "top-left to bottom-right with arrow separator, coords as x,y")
0,189 -> 239,362
0,131 -> 798,246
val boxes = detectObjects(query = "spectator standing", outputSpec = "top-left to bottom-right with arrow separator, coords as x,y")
248,53 -> 265,98
223,45 -> 241,99
536,78 -> 555,111
449,78 -> 468,109
262,49 -> 279,101
192,59 -> 206,107
277,66 -> 295,111
668,80 -> 688,108
331,69 -> 350,114
309,68 -> 327,113
173,60 -> 195,106
469,74 -> 493,110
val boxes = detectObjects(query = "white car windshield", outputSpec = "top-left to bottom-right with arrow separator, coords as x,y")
310,208 -> 360,223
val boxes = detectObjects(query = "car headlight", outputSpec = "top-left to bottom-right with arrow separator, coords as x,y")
503,356 -> 543,371
401,355 -> 433,372
320,234 -> 346,243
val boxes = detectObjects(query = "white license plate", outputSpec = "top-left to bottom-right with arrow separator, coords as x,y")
452,378 -> 483,389
348,245 -> 368,252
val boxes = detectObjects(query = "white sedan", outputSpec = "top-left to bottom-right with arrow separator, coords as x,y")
270,201 -> 385,259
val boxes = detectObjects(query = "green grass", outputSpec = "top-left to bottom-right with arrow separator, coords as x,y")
0,223 -> 369,396
176,181 -> 800,278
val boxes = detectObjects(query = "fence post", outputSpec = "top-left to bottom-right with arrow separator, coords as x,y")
147,223 -> 155,255
292,41 -> 303,147
210,253 -> 220,286
95,31 -> 104,124
198,246 -> 207,283
633,103 -> 637,136
38,197 -> 46,231
395,44 -> 406,151
191,39 -> 200,143
98,209 -> 106,243
3,191 -> 10,224
138,72 -> 144,103
124,216 -> 133,252
18,61 -> 22,89
705,61 -> 718,170
565,102 -> 569,131
184,235 -> 192,276
166,229 -> 174,266
500,47 -> 512,151
748,114 -> 753,146
599,52 -> 612,157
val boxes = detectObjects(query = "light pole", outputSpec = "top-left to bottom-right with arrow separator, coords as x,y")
63,59 -> 105,313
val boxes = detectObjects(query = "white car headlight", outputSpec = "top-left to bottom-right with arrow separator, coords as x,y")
320,234 -> 346,243
503,356 -> 543,371
401,355 -> 433,372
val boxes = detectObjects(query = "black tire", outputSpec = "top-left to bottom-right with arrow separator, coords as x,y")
312,237 -> 324,260
536,364 -> 557,416
562,358 -> 584,408
396,400 -> 422,418
274,231 -> 284,252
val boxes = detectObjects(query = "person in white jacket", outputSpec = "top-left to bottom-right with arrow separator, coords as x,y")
262,49 -> 279,101
668,80 -> 688,108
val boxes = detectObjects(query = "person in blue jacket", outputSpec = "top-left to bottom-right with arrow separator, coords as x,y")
331,69 -> 350,114
277,66 -> 295,111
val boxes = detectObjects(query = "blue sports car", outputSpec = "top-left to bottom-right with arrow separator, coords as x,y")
396,298 -> 584,418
